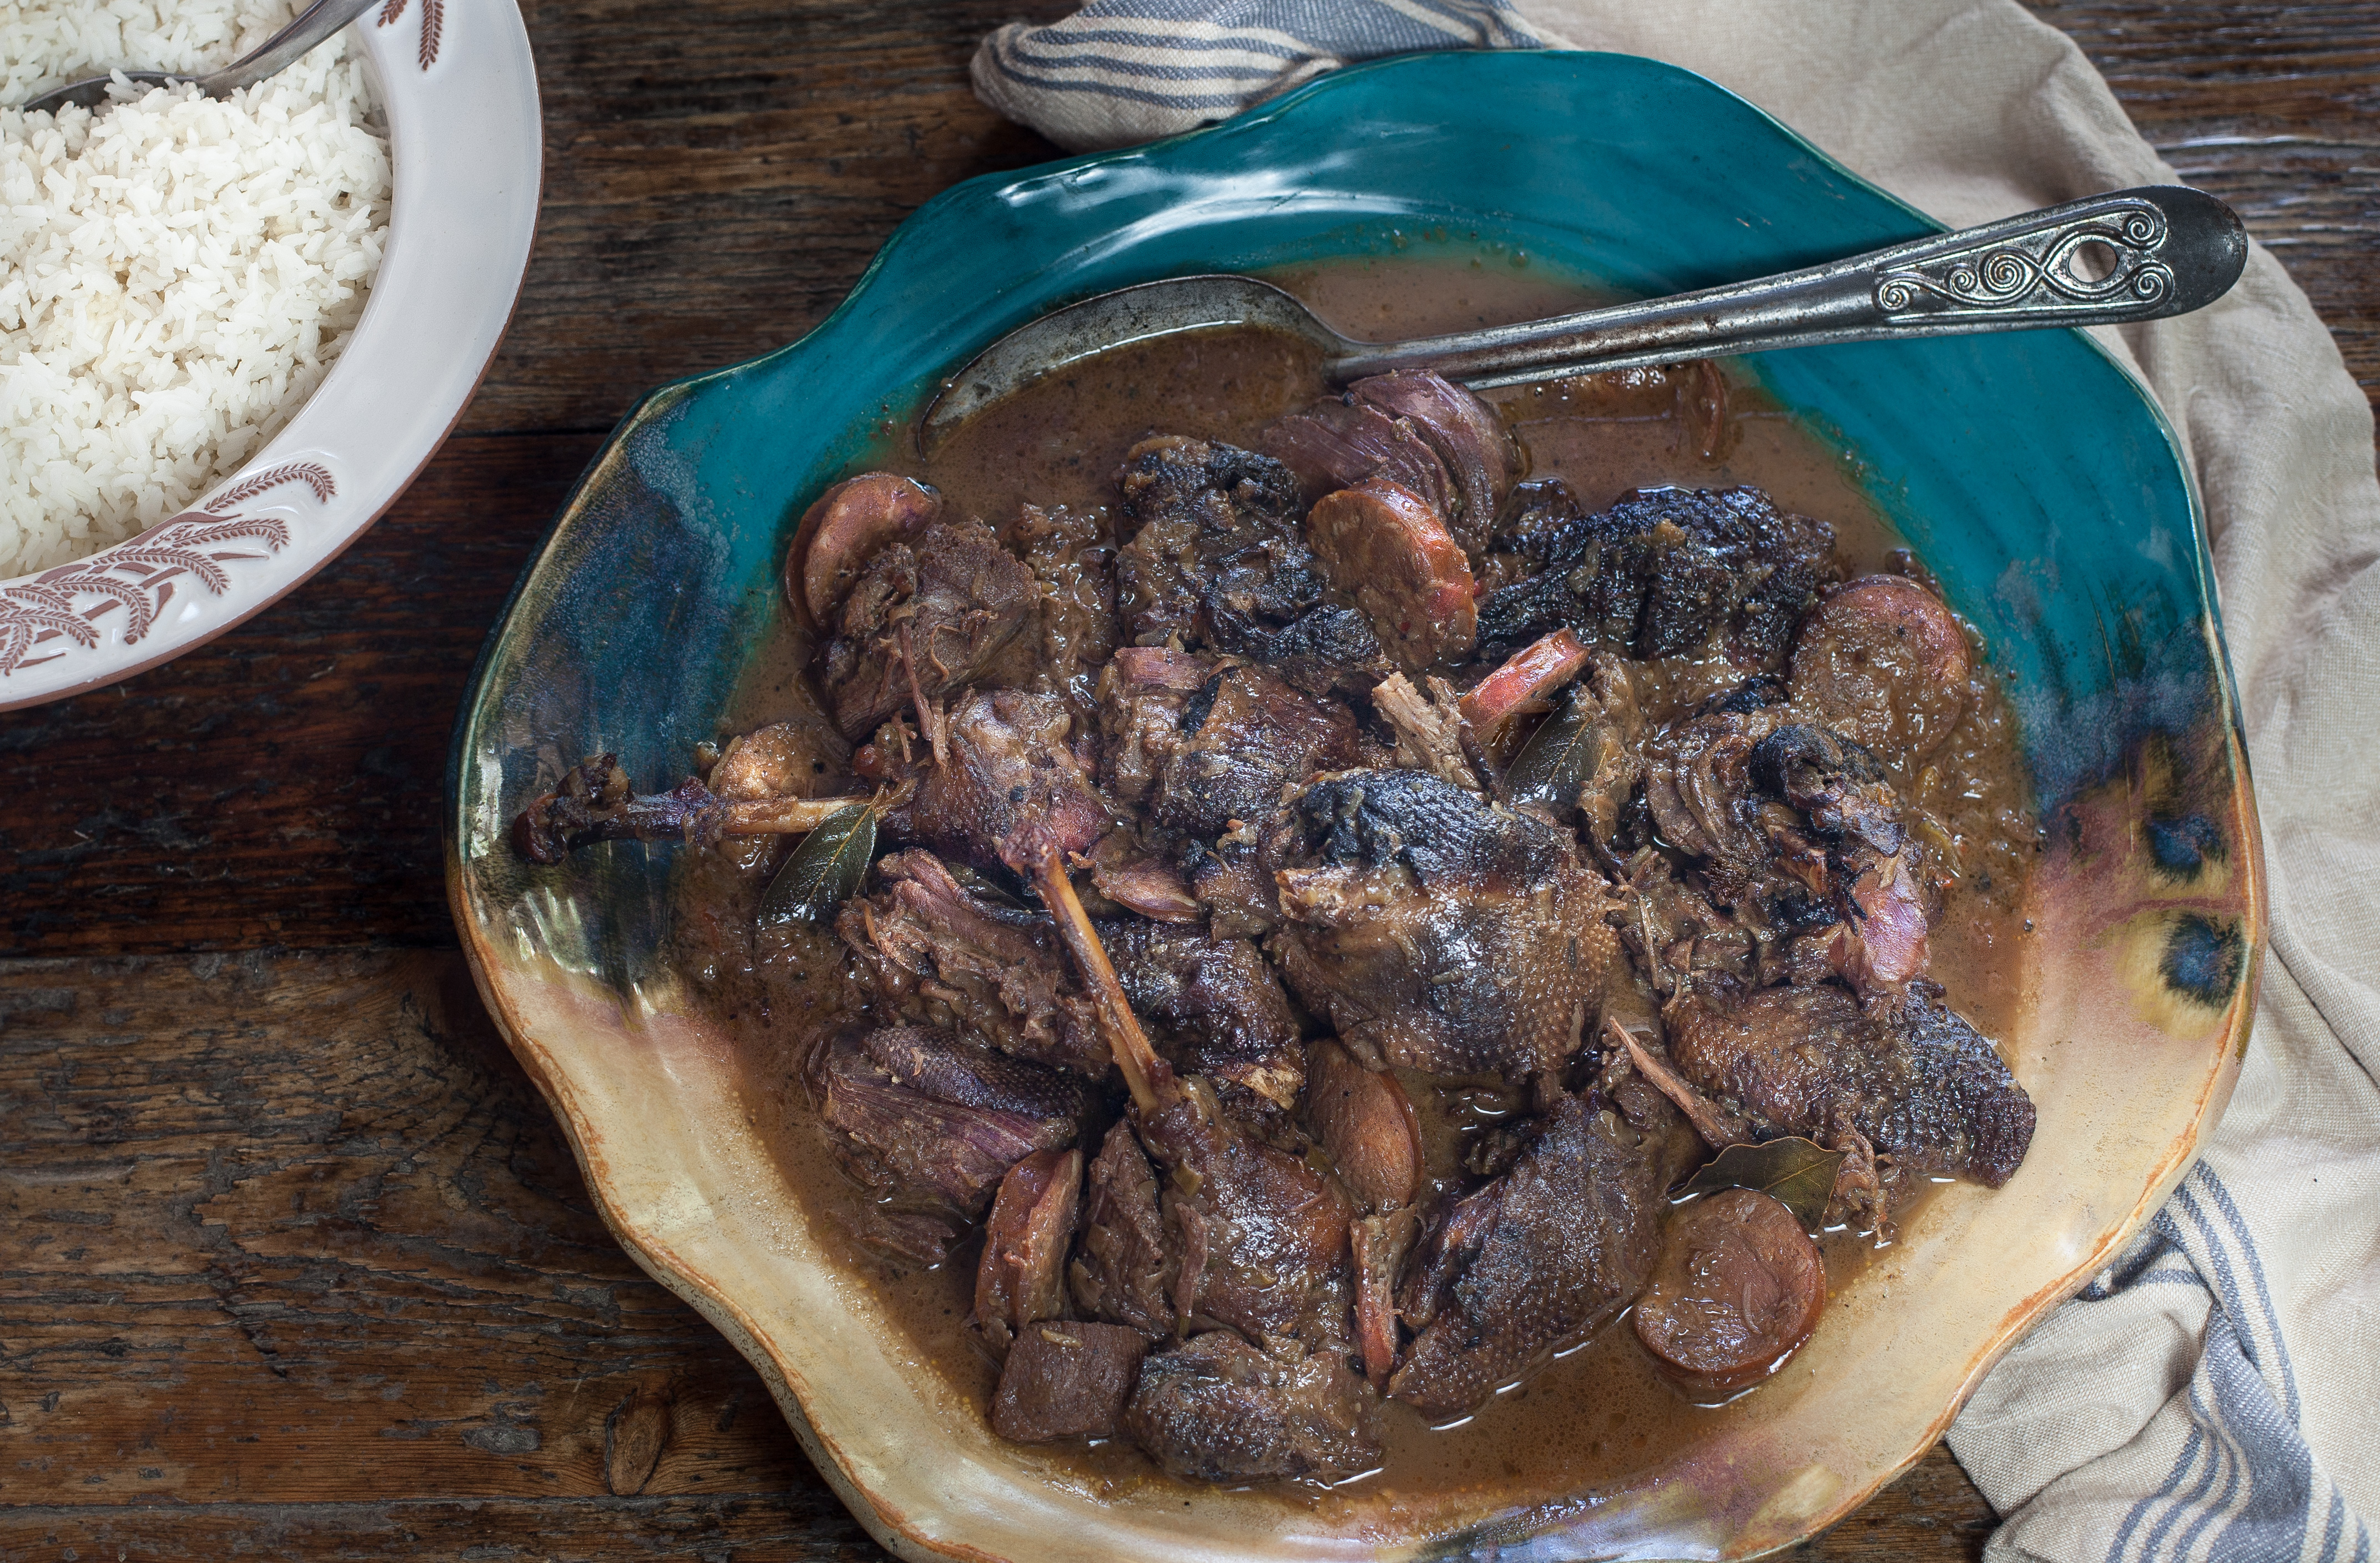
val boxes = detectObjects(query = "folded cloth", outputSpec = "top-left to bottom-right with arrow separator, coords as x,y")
975,4 -> 2380,1560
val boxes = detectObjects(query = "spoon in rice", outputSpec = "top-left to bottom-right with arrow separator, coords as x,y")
16,0 -> 384,115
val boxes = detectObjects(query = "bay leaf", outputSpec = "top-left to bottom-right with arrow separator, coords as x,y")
759,803 -> 877,925
1503,686 -> 1596,814
1673,1137 -> 1846,1231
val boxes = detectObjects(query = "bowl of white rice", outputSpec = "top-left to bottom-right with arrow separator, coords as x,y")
0,0 -> 539,709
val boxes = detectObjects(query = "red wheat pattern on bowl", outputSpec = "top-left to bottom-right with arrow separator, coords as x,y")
0,464 -> 336,677
378,0 -> 445,69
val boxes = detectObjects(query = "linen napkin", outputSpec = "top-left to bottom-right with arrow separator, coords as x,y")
974,4 -> 2380,1560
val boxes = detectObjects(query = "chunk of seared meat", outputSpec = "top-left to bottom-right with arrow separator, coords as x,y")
1098,651 -> 1365,841
885,687 -> 1110,874
992,1321 -> 1152,1443
1643,712 -> 1941,1000
1126,1330 -> 1381,1484
837,850 -> 1106,1076
1477,483 -> 1836,668
1665,980 -> 2036,1188
975,1147 -> 1083,1360
1267,769 -> 1615,1078
1071,1121 -> 1178,1337
1004,501 -> 1118,713
821,517 -> 1038,738
1112,435 -> 1386,691
805,1025 -> 1092,1263
1389,1090 -> 1663,1418
1106,922 -> 1307,1113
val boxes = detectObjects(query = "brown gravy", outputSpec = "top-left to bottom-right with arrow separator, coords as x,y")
673,255 -> 2038,1504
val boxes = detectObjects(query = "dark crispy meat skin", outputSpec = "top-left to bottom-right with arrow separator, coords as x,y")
1142,1090 -> 1358,1350
837,850 -> 1107,1076
1005,502 -> 1117,713
822,518 -> 1037,738
1665,981 -> 2036,1187
992,1322 -> 1151,1443
1348,372 -> 1516,556
1112,659 -> 1364,842
806,1026 -> 1090,1262
1106,922 -> 1306,1113
1257,397 -> 1456,521
1390,1092 -> 1662,1418
1268,769 -> 1614,1078
1096,647 -> 1210,814
890,688 -> 1109,874
1126,1331 -> 1381,1483
1477,485 -> 1835,667
1071,1122 -> 1177,1337
1112,435 -> 1386,690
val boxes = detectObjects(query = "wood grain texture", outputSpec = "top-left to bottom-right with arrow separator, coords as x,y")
3,0 -> 2373,1556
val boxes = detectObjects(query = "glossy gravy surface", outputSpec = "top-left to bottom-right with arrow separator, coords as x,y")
674,256 -> 2039,1505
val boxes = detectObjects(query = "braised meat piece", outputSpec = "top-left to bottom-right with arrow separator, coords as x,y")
786,472 -> 941,629
1070,1121 -> 1177,1337
1750,723 -> 1935,997
1371,672 -> 1481,792
888,688 -> 1109,873
821,517 -> 1038,738
1267,769 -> 1615,1078
991,1322 -> 1152,1443
1476,485 -> 1836,667
1106,922 -> 1307,1113
1788,573 -> 1973,771
975,1147 -> 1083,1360
1390,1090 -> 1663,1418
1099,654 -> 1364,843
1004,501 -> 1118,713
1258,397 -> 1458,522
1112,435 -> 1386,691
806,1025 -> 1091,1263
1664,981 -> 2036,1188
836,850 -> 1106,1076
1126,1331 -> 1381,1484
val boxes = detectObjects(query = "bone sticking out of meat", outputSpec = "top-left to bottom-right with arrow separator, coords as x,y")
806,1025 -> 1090,1262
511,753 -> 869,864
991,1322 -> 1152,1444
822,516 -> 1038,738
1304,1040 -> 1423,1213
1304,478 -> 1478,673
1022,831 -> 1172,1114
1106,922 -> 1307,1112
1371,671 -> 1481,792
1666,981 -> 2035,1188
975,1146 -> 1084,1361
1632,1187 -> 1826,1396
1126,1331 -> 1381,1484
1346,371 -> 1516,556
1268,769 -> 1614,1078
786,472 -> 942,629
1457,628 -> 1592,761
1389,1090 -> 1662,1419
1607,1016 -> 1752,1150
1789,573 -> 1973,769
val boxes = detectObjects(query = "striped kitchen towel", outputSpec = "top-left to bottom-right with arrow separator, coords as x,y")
970,0 -> 1541,152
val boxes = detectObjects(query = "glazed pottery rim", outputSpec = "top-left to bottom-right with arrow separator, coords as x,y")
446,47 -> 2263,1563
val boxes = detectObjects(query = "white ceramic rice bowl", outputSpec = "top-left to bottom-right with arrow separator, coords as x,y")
0,0 -> 541,710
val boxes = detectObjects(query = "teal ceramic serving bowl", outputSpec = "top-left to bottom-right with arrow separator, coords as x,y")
447,49 -> 2260,1562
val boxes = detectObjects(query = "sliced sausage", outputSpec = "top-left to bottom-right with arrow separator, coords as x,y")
1348,371 -> 1517,553
1632,1187 -> 1825,1395
1457,627 -> 1592,757
1305,1040 -> 1424,1214
1304,478 -> 1477,673
974,1146 -> 1083,1360
1789,574 -> 1971,768
786,471 -> 941,628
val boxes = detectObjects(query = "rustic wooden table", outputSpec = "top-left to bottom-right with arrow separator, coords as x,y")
3,2 -> 2372,1556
